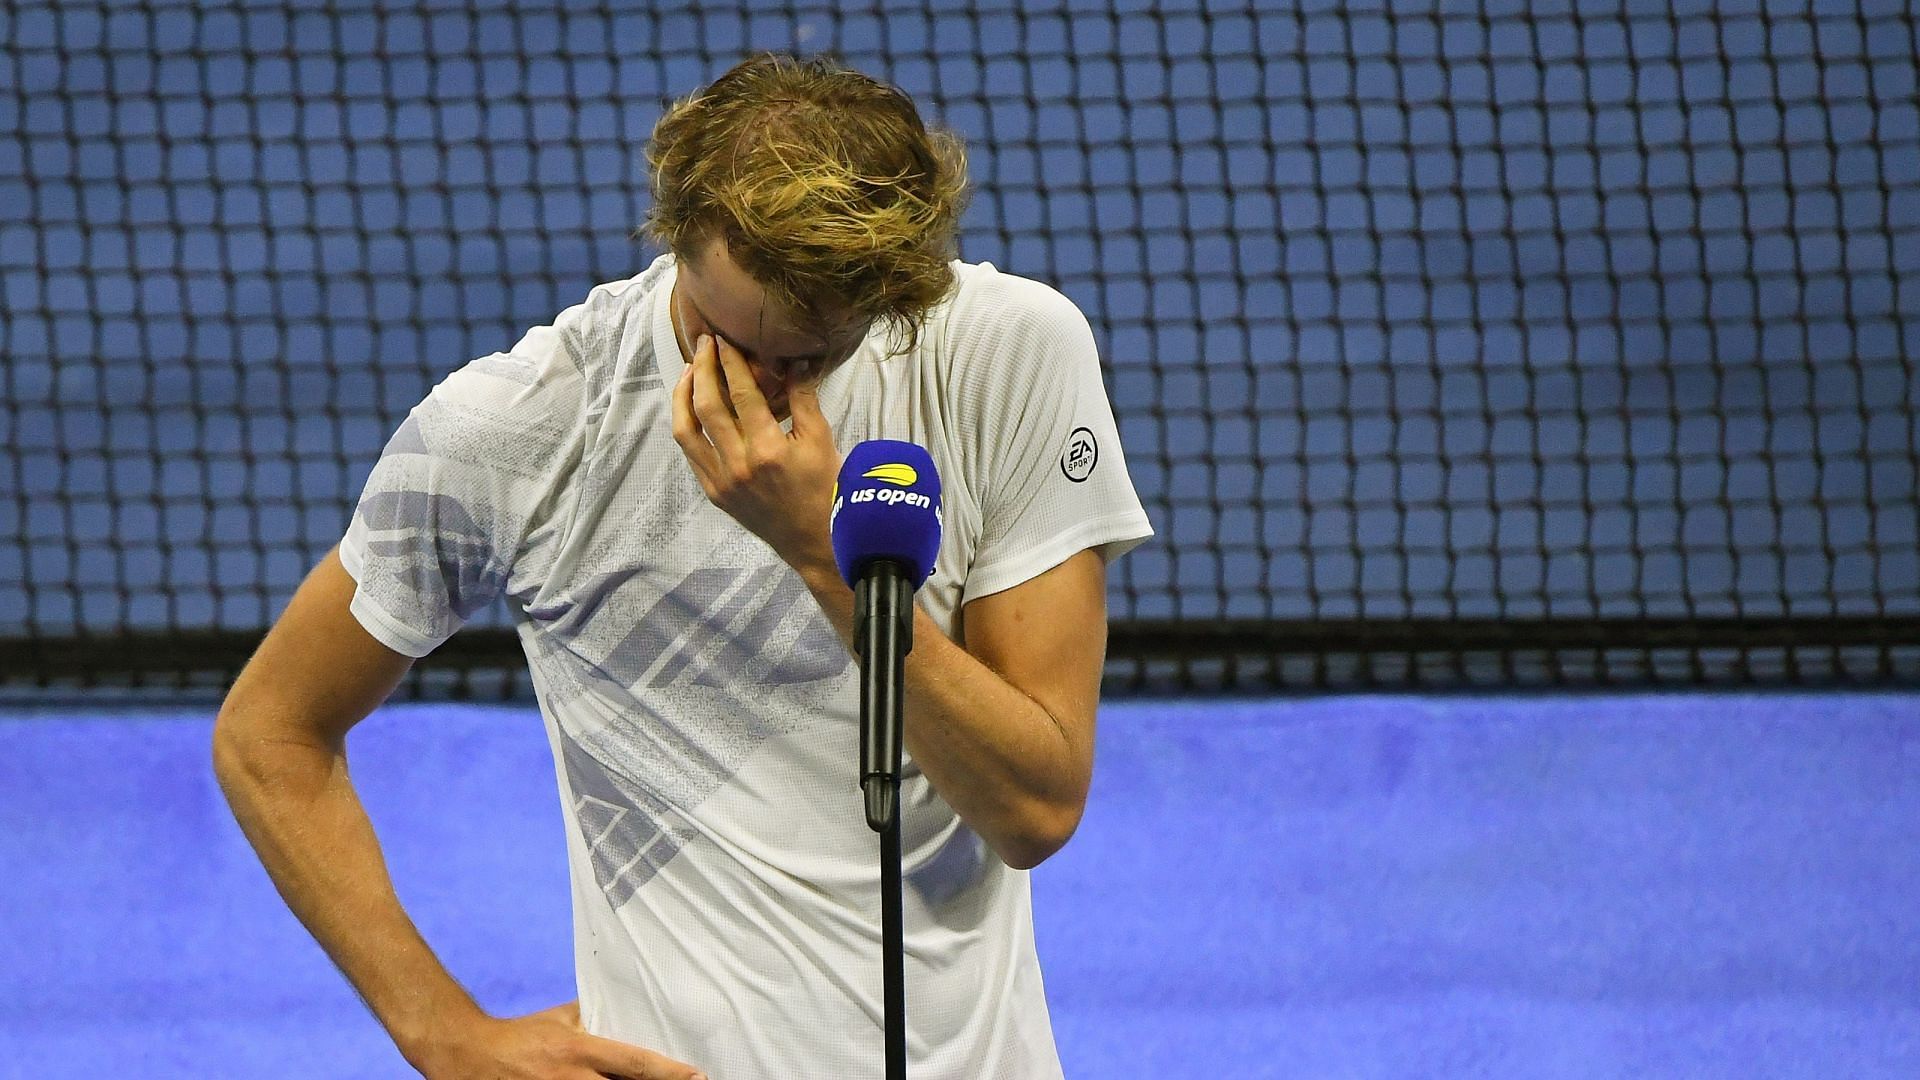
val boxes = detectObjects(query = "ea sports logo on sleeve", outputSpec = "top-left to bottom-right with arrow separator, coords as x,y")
1060,427 -> 1098,482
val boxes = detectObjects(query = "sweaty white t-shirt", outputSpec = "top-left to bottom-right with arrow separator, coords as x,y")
339,254 -> 1152,1079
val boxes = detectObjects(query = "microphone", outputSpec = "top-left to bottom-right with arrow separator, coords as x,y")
830,439 -> 943,832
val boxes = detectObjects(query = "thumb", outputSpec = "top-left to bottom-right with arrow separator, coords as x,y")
529,1000 -> 582,1028
577,1031 -> 707,1080
786,375 -> 830,438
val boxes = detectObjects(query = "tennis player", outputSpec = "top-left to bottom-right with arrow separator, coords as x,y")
213,54 -> 1151,1079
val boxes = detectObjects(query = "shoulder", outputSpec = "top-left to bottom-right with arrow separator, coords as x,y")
941,261 -> 1091,344
463,255 -> 673,405
561,255 -> 675,367
402,257 -> 676,476
931,262 -> 1099,402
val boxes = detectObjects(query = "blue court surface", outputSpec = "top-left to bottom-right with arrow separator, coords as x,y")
4,693 -> 1919,1078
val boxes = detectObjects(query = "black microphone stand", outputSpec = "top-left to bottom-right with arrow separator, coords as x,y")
854,559 -> 912,1080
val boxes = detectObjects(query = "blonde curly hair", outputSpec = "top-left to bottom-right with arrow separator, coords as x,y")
644,54 -> 970,347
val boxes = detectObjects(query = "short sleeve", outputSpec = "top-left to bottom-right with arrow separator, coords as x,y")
339,334 -> 586,658
955,273 -> 1154,605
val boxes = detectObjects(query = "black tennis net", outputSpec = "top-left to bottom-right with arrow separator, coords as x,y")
4,1 -> 1917,695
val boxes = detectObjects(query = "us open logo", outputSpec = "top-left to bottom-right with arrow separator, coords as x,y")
1060,426 -> 1098,482
849,486 -> 932,509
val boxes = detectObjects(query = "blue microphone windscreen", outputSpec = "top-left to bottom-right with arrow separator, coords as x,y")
830,440 -> 943,589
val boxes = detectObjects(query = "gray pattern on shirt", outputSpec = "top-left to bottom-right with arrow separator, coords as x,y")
527,561 -> 853,901
555,717 -> 698,907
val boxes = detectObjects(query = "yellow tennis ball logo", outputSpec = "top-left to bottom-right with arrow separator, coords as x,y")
862,463 -> 918,487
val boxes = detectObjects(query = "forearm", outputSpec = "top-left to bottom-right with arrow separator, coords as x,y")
212,719 -> 482,1063
800,566 -> 1088,868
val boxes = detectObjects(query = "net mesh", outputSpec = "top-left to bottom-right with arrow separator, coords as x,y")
4,1 -> 1918,695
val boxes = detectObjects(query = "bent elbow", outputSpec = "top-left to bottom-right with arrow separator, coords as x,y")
995,801 -> 1086,871
210,702 -> 273,801
210,703 -> 248,785
999,842 -> 1059,872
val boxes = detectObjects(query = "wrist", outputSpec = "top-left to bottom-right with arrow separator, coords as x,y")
775,530 -> 837,588
392,993 -> 489,1072
795,554 -> 848,599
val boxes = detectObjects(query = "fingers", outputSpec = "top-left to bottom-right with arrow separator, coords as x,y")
785,371 -> 828,440
670,345 -> 720,492
685,334 -> 746,464
578,1032 -> 708,1080
713,333 -> 778,432
678,333 -> 800,497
